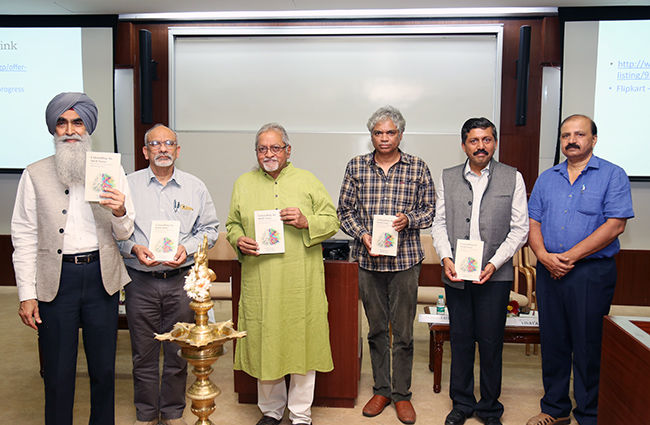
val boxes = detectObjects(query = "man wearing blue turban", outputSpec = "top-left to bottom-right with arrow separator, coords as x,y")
11,92 -> 136,425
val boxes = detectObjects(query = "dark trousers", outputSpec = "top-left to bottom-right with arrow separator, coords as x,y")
446,280 -> 511,419
38,260 -> 119,425
358,264 -> 420,402
537,257 -> 616,425
125,268 -> 194,421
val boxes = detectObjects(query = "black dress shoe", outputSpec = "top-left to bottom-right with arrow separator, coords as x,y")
255,416 -> 281,425
445,408 -> 471,425
482,417 -> 502,425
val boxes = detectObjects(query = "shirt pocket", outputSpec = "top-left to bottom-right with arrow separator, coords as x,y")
395,179 -> 419,212
577,192 -> 602,216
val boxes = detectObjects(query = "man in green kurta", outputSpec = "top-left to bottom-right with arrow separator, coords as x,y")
226,123 -> 340,425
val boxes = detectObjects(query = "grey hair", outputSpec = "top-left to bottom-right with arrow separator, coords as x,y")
255,123 -> 290,148
144,123 -> 178,146
366,106 -> 406,134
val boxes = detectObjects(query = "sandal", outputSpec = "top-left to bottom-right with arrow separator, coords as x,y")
526,412 -> 571,425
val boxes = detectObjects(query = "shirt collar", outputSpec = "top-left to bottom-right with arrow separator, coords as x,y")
258,162 -> 294,180
554,154 -> 601,177
463,158 -> 491,178
146,166 -> 180,187
366,149 -> 410,166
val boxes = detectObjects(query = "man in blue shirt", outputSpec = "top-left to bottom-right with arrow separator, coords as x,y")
526,115 -> 634,425
119,124 -> 220,425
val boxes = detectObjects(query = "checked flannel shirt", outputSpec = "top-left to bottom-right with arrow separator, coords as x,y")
337,150 -> 435,272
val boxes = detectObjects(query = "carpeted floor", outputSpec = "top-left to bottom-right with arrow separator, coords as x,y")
1,285 -> 552,425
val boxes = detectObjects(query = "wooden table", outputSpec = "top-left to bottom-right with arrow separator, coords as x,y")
424,306 -> 540,393
599,316 -> 650,424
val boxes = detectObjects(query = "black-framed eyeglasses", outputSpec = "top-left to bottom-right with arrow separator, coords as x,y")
256,145 -> 288,155
146,140 -> 177,149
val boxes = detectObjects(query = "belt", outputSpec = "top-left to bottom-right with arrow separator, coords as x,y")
138,266 -> 192,279
62,251 -> 100,264
578,256 -> 613,264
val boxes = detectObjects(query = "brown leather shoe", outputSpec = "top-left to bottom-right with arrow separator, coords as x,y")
362,394 -> 391,417
395,400 -> 416,424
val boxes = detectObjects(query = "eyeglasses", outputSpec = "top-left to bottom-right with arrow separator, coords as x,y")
372,130 -> 399,137
256,145 -> 288,155
146,140 -> 177,149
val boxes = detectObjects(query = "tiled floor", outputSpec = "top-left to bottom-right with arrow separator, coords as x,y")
1,286 -> 551,425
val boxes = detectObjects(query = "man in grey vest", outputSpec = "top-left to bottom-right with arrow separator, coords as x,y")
11,92 -> 135,425
431,117 -> 528,425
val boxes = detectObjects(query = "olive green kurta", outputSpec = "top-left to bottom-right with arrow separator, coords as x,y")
226,163 -> 339,380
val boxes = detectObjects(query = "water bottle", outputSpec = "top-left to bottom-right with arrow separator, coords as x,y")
436,294 -> 445,314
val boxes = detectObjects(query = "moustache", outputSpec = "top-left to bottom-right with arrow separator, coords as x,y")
473,149 -> 489,156
566,143 -> 580,149
57,133 -> 83,143
155,153 -> 173,161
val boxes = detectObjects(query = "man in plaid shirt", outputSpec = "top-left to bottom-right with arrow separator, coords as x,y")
338,106 -> 435,425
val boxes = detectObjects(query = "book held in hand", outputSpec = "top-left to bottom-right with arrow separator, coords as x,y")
149,220 -> 181,262
254,210 -> 285,254
454,239 -> 484,281
371,214 -> 398,256
84,152 -> 121,202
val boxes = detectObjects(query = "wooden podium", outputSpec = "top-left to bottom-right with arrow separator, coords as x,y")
231,260 -> 361,408
599,315 -> 650,424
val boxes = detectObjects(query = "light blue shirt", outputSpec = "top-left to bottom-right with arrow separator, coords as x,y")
528,155 -> 634,259
119,166 -> 219,271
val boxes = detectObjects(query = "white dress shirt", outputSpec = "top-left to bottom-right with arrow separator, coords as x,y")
11,167 -> 135,301
431,160 -> 529,272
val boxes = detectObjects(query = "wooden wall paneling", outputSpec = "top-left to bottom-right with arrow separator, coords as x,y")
498,19 -> 544,190
115,22 -> 136,68
3,241 -> 648,306
0,235 -> 16,286
122,18 -> 546,178
541,16 -> 561,66
208,259 -> 234,284
132,24 -> 170,171
613,250 -> 650,305
419,263 -> 444,288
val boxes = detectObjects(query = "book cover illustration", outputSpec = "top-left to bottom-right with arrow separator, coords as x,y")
149,220 -> 181,262
454,239 -> 484,281
84,152 -> 121,202
371,214 -> 398,256
254,210 -> 285,254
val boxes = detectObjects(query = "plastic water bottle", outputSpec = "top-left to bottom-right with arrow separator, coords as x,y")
436,294 -> 445,314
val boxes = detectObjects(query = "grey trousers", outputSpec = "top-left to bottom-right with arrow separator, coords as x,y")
358,263 -> 421,402
125,268 -> 195,421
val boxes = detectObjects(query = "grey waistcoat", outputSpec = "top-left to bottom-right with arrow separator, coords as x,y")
441,160 -> 516,289
27,156 -> 130,302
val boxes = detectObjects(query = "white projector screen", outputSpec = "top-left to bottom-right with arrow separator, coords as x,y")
169,25 -> 503,222
0,25 -> 115,171
562,18 -> 650,180
560,8 -> 650,251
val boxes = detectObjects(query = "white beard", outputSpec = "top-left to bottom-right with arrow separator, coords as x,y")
262,159 -> 279,172
154,152 -> 174,168
54,133 -> 93,186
